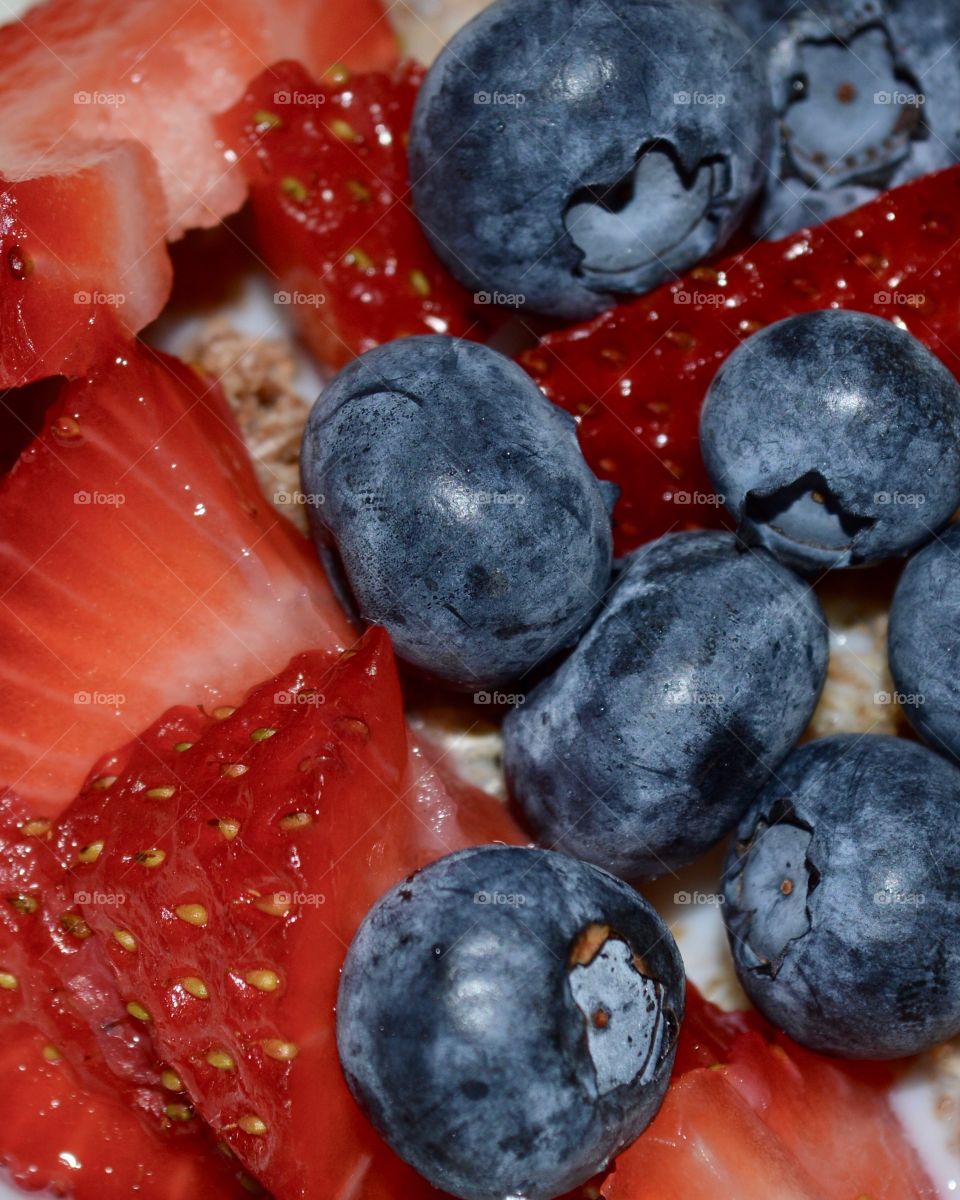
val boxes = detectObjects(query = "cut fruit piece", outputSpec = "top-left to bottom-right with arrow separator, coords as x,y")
603,986 -> 936,1200
0,794 -> 166,1110
0,0 -> 397,387
0,0 -> 397,238
0,141 -> 171,388
0,341 -> 352,815
0,797 -> 253,1195
217,60 -> 481,368
64,630 -> 524,1200
0,1021 -> 259,1197
521,164 -> 960,555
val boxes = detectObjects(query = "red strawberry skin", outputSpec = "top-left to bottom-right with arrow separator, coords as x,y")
521,165 -> 960,555
0,798 -> 162,1107
217,60 -> 482,368
0,341 -> 352,816
63,629 -> 524,1200
0,1022 -> 261,1198
0,795 -> 260,1197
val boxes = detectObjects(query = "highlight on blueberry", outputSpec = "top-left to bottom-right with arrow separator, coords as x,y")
336,845 -> 684,1200
889,522 -> 960,760
503,531 -> 828,880
409,0 -> 773,319
300,335 -> 614,689
725,0 -> 960,236
723,734 -> 960,1059
699,309 -> 960,573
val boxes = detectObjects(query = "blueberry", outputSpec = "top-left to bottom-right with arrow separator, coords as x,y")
723,734 -> 960,1058
723,1 -> 960,237
700,310 -> 960,573
336,845 -> 684,1200
888,523 -> 960,759
300,335 -> 613,688
503,531 -> 828,879
409,0 -> 773,320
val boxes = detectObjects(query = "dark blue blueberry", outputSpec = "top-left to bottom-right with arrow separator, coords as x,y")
723,734 -> 960,1058
723,0 -> 960,237
700,310 -> 960,573
888,523 -> 960,760
336,845 -> 684,1200
503,531 -> 828,879
409,0 -> 773,320
300,335 -> 613,689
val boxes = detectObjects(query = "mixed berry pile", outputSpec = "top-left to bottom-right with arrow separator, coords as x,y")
0,0 -> 958,1198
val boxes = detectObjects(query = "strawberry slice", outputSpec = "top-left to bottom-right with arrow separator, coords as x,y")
0,341 -> 352,815
63,629 -> 523,1199
0,0 -> 397,388
0,795 -> 257,1196
0,142 -> 173,389
0,0 -> 397,236
0,1022 -> 258,1197
0,794 -> 164,1108
521,164 -> 960,555
217,60 -> 481,368
605,987 -> 935,1200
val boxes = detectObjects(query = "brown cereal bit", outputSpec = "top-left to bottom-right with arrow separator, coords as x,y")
186,320 -> 314,532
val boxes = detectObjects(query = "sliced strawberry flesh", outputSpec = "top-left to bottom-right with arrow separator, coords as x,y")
0,0 -> 397,238
0,341 -> 352,815
0,142 -> 172,389
0,0 -> 398,388
604,985 -> 936,1200
521,164 -> 960,555
216,60 -> 481,368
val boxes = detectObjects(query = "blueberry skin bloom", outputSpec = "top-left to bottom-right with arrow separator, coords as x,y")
409,0 -> 773,321
503,531 -> 828,880
336,845 -> 684,1200
724,734 -> 960,1058
700,310 -> 960,573
300,335 -> 613,689
889,523 -> 960,760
